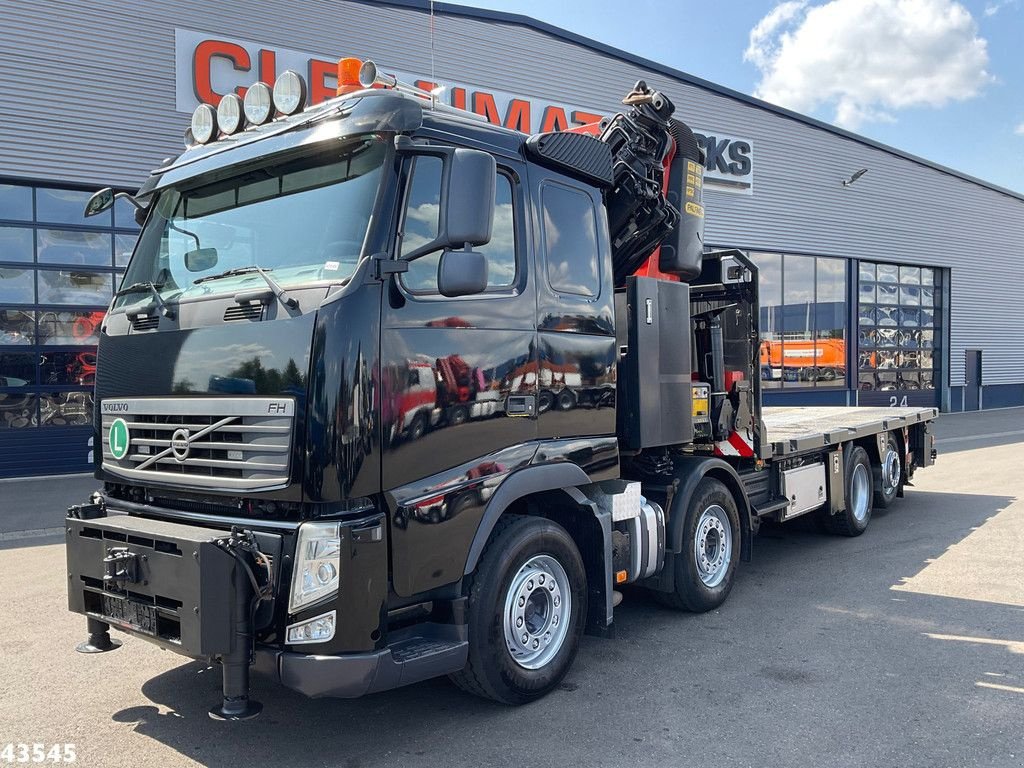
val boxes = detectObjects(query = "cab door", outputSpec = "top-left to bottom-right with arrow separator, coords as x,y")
380,152 -> 537,596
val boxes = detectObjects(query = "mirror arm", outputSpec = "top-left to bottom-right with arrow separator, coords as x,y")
370,252 -> 410,280
114,192 -> 146,211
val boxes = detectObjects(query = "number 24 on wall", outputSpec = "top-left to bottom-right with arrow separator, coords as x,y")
889,395 -> 909,407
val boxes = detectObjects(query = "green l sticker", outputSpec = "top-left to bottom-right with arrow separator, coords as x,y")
109,417 -> 130,460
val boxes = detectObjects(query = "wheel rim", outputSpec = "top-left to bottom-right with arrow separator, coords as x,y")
694,504 -> 732,588
881,447 -> 901,496
503,554 -> 571,670
851,463 -> 871,522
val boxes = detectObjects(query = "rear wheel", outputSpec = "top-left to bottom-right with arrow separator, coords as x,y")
450,516 -> 587,704
821,445 -> 872,536
873,433 -> 901,509
656,478 -> 740,612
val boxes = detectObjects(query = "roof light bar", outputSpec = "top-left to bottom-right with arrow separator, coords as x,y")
217,93 -> 244,135
190,103 -> 217,144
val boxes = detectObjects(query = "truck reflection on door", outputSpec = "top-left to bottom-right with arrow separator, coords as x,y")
964,349 -> 982,411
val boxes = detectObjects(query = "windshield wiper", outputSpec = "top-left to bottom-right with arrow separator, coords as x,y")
115,281 -> 175,319
194,266 -> 298,309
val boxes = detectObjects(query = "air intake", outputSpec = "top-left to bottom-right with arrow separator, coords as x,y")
131,315 -> 159,332
224,304 -> 264,322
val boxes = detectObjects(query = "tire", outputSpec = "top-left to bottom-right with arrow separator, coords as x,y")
449,406 -> 469,426
873,433 -> 901,509
449,515 -> 587,705
821,445 -> 873,536
555,390 -> 576,411
537,391 -> 554,413
408,413 -> 427,441
655,478 -> 740,613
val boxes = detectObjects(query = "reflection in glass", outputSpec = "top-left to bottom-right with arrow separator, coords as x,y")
876,264 -> 898,283
0,393 -> 36,429
875,350 -> 899,369
858,262 -> 875,282
859,372 -> 877,390
542,185 -> 599,297
37,269 -> 112,305
0,184 -> 33,221
40,350 -> 97,386
920,329 -> 934,347
876,371 -> 898,391
859,282 -> 875,304
920,307 -> 935,326
898,329 -> 920,348
114,233 -> 137,268
898,371 -> 920,389
899,285 -> 920,305
39,391 -> 93,426
37,229 -> 112,266
921,371 -> 935,389
0,268 -> 35,303
37,310 -> 104,345
876,328 -> 899,347
877,283 -> 898,305
754,252 -> 783,389
0,309 -> 34,345
36,187 -> 111,227
858,305 -> 875,326
0,352 -> 35,386
921,287 -> 934,307
858,328 -> 876,348
920,267 -> 935,285
876,306 -> 898,326
400,156 -> 443,258
114,197 -> 141,230
898,308 -> 920,327
900,266 -> 920,284
0,226 -> 34,263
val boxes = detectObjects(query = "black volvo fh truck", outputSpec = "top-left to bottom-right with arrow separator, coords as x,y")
66,61 -> 936,720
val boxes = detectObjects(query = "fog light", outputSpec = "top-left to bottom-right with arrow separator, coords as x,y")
273,70 -> 306,116
244,82 -> 273,125
286,610 -> 336,645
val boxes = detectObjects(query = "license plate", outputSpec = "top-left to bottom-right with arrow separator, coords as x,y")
101,594 -> 158,635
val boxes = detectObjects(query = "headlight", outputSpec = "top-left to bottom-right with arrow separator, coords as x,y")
216,93 -> 244,135
273,70 -> 306,116
289,521 -> 341,612
244,82 -> 273,126
190,103 -> 217,144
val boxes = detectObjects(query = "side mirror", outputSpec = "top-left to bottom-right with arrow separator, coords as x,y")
184,248 -> 219,272
84,188 -> 114,217
437,249 -> 487,297
443,149 -> 496,249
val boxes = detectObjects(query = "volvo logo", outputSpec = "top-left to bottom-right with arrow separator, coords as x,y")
170,428 -> 191,462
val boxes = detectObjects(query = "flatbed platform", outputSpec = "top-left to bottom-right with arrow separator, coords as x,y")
763,406 -> 937,456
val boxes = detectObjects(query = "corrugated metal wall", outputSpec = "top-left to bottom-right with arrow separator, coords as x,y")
1,0 -> 1022,387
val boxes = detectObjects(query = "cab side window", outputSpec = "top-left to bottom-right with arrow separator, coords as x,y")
400,160 -> 517,294
541,183 -> 600,298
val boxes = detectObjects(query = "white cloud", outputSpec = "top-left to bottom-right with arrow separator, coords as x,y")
744,0 -> 992,129
984,0 -> 1017,16
1016,123 -> 1024,135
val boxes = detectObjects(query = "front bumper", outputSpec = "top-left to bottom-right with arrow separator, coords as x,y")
253,630 -> 468,698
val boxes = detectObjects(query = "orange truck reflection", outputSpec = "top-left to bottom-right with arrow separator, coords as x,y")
760,339 -> 846,383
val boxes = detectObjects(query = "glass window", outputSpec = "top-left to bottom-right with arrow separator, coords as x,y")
37,229 -> 112,267
753,253 -> 783,389
114,197 -> 141,230
36,187 -> 111,227
0,227 -> 34,263
37,310 -> 104,345
0,393 -> 37,429
0,309 -> 35,345
542,184 -> 599,297
400,156 -> 443,259
40,350 -> 97,386
114,233 -> 138,268
876,264 -> 898,283
0,267 -> 35,303
0,352 -> 36,386
37,268 -> 112,305
814,256 -> 846,387
0,184 -> 33,221
475,175 -> 516,288
39,391 -> 93,427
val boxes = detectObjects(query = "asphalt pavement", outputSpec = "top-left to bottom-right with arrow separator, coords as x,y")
1,408 -> 1022,767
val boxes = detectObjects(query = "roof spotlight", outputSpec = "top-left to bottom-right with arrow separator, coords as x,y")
244,82 -> 274,125
217,93 -> 244,135
273,70 -> 307,116
190,103 -> 217,144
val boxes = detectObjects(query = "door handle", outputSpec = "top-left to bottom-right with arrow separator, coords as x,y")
505,395 -> 536,417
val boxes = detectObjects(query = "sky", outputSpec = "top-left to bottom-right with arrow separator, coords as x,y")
442,0 -> 1024,194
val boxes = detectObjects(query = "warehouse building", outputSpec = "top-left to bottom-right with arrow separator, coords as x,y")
1,0 -> 1021,477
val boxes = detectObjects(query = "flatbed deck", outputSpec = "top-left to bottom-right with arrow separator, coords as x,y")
762,406 -> 937,456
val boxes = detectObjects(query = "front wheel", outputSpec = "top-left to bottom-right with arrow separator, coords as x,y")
449,515 -> 587,704
656,477 -> 740,612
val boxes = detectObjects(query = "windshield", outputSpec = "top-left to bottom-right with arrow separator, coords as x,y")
115,137 -> 387,308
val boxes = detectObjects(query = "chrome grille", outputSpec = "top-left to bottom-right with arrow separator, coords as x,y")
100,397 -> 294,491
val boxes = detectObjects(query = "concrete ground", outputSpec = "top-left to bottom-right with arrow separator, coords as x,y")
0,409 -> 1022,767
